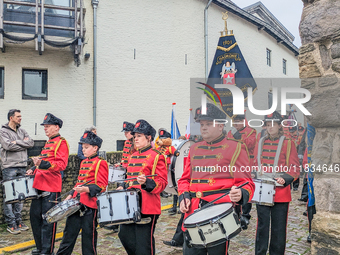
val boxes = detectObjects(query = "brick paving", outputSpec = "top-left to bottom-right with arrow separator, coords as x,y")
0,186 -> 311,255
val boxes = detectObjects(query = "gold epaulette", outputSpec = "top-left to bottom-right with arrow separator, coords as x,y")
152,148 -> 162,155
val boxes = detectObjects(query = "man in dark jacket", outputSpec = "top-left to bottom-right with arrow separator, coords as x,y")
0,109 -> 34,234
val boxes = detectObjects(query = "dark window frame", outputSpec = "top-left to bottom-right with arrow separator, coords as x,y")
22,69 -> 48,100
0,67 -> 4,99
283,59 -> 287,75
266,48 -> 271,67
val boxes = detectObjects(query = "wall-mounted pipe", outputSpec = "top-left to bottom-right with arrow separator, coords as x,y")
204,0 -> 213,79
92,0 -> 99,126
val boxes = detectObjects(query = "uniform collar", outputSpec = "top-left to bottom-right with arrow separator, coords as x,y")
268,135 -> 280,141
206,134 -> 224,145
50,133 -> 60,140
137,144 -> 152,154
88,153 -> 98,160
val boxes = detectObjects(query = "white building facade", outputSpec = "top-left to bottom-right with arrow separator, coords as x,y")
0,0 -> 300,154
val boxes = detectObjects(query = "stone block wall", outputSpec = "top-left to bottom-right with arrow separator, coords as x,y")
0,152 -> 122,224
299,0 -> 340,254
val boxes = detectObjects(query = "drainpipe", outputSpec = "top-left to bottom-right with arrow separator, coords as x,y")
92,0 -> 99,126
205,0 -> 213,79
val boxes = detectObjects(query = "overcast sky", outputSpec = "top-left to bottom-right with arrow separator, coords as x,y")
234,0 -> 303,47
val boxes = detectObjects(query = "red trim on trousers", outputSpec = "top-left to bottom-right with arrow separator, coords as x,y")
150,216 -> 156,255
92,210 -> 97,255
50,193 -> 58,254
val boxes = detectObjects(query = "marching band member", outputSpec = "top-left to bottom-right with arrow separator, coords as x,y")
117,119 -> 168,255
56,131 -> 108,255
178,104 -> 254,255
118,121 -> 135,168
26,113 -> 69,255
227,114 -> 257,229
253,111 -> 300,255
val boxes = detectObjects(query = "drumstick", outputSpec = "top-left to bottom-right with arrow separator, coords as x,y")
115,174 -> 157,183
200,181 -> 249,210
49,180 -> 92,203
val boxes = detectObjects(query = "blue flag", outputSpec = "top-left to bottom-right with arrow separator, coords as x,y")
171,105 -> 181,139
204,31 -> 257,118
307,123 -> 316,207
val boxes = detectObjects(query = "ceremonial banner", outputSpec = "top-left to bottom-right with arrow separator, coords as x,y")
202,12 -> 257,118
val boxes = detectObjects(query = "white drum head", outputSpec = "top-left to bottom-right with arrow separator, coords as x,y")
164,140 -> 193,194
185,203 -> 233,225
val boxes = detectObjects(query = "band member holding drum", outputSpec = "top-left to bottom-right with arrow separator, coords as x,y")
253,111 -> 300,255
178,103 -> 255,255
26,113 -> 69,255
117,121 -> 135,168
0,109 -> 34,234
226,114 -> 257,230
56,131 -> 108,255
117,119 -> 168,255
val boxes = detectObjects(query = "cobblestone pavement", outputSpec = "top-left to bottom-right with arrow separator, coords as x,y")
0,186 -> 311,255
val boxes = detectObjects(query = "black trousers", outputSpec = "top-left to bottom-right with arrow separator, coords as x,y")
307,203 -> 316,233
300,173 -> 308,201
292,178 -> 299,189
255,203 -> 289,255
172,213 -> 184,244
242,203 -> 252,220
56,207 -> 98,255
30,191 -> 60,254
183,238 -> 229,255
118,214 -> 159,255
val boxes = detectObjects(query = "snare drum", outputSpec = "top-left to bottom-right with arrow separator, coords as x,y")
251,179 -> 276,206
97,188 -> 141,227
183,203 -> 241,248
43,198 -> 81,224
164,140 -> 193,195
2,176 -> 38,204
108,165 -> 126,183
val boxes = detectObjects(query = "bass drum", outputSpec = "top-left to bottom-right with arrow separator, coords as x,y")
164,139 -> 194,195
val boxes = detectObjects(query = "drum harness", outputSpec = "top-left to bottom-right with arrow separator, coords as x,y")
257,135 -> 286,185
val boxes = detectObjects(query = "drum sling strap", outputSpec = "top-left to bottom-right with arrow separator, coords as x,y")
257,135 -> 285,185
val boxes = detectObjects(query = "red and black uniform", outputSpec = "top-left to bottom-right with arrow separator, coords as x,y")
30,134 -> 69,255
253,135 -> 300,255
227,125 -> 257,226
118,144 -> 168,255
178,134 -> 255,255
120,138 -> 134,168
157,143 -> 178,166
56,154 -> 108,255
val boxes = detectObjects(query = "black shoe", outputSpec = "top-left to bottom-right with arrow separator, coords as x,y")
307,234 -> 311,243
163,240 -> 183,247
104,225 -> 119,232
240,216 -> 249,230
168,208 -> 177,215
303,210 -> 308,217
298,198 -> 307,202
160,192 -> 171,198
31,249 -> 41,255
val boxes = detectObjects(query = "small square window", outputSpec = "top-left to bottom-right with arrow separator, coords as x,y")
116,140 -> 125,151
0,67 -> 4,99
22,69 -> 48,100
283,59 -> 287,75
266,49 -> 271,67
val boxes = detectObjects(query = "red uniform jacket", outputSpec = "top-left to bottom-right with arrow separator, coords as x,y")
121,139 -> 133,168
253,136 -> 300,202
157,145 -> 177,166
124,145 -> 168,215
227,126 -> 257,157
72,155 -> 108,209
33,134 -> 69,192
178,134 -> 255,224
